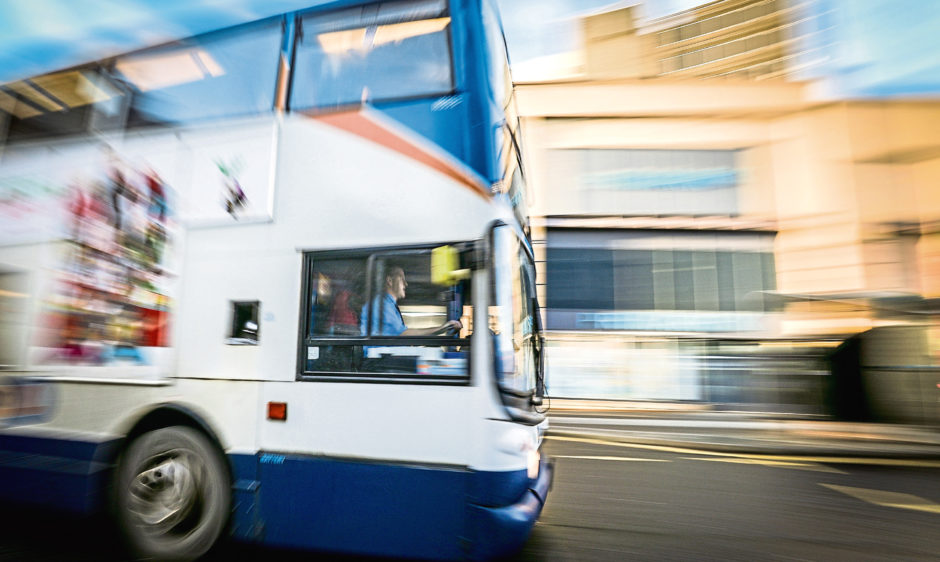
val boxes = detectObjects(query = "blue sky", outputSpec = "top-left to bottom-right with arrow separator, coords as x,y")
0,0 -> 938,98
804,0 -> 940,97
0,0 -> 725,83
0,0 -> 318,82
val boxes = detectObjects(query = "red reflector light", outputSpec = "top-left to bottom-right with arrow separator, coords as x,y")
267,402 -> 287,421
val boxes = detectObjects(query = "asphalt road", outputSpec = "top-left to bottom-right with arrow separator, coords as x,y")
1,437 -> 938,561
517,436 -> 940,561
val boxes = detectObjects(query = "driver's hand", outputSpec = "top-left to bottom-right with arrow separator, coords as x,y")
440,320 -> 462,334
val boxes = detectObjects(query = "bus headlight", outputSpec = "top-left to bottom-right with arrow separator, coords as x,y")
527,449 -> 540,480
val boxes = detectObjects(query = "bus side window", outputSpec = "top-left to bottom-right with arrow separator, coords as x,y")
301,248 -> 471,381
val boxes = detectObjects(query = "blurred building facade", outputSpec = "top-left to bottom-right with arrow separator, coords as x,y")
516,0 -> 940,412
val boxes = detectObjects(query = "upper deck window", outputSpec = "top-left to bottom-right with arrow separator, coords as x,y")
291,0 -> 454,109
1,65 -> 119,141
112,20 -> 282,127
0,20 -> 282,143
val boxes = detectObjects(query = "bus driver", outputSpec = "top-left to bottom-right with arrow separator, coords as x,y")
361,266 -> 461,337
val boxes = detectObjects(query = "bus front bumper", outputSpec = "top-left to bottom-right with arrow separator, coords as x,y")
467,456 -> 554,560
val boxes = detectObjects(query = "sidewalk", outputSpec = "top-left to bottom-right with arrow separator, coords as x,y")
546,399 -> 940,458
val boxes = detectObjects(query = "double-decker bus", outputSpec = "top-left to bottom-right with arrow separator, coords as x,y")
0,0 -> 550,559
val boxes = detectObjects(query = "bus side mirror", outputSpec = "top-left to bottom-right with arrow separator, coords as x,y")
431,245 -> 470,286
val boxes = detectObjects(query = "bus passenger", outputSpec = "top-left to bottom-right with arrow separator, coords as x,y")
327,283 -> 359,336
361,266 -> 461,337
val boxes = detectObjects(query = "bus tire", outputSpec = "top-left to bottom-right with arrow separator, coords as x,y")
113,426 -> 230,561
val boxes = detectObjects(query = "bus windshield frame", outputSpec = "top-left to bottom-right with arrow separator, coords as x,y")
490,223 -> 544,424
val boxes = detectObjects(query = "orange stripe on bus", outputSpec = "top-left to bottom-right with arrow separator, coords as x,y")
275,54 -> 289,111
310,110 -> 490,199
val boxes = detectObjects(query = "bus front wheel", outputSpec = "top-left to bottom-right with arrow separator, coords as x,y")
113,426 -> 230,561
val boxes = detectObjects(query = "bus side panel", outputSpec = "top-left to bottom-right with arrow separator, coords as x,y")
0,432 -> 118,514
254,455 -> 469,560
0,377 -> 168,516
229,452 -> 263,541
375,96 -> 475,180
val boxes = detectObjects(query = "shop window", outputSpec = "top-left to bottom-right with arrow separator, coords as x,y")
0,272 -> 29,368
545,230 -> 779,322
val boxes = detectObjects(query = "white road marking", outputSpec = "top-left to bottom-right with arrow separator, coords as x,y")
821,484 -> 940,515
552,417 -> 789,430
546,435 -> 940,468
556,455 -> 669,462
683,456 -> 847,474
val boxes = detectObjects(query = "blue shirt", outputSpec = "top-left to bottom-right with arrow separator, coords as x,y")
361,293 -> 406,336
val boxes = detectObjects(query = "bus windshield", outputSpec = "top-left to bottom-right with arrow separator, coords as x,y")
492,225 -> 538,401
292,0 -> 453,109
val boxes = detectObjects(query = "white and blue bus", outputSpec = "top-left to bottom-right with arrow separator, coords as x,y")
0,0 -> 550,559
